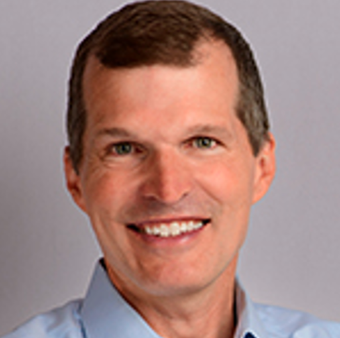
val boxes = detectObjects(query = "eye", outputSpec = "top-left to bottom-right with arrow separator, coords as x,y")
102,141 -> 146,164
111,142 -> 134,155
193,137 -> 217,149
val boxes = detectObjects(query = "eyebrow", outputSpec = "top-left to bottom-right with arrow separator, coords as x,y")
95,127 -> 138,139
186,124 -> 234,140
94,124 -> 234,142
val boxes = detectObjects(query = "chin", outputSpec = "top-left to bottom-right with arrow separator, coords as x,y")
136,271 -> 213,298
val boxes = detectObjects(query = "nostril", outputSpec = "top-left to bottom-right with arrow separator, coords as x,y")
138,150 -> 193,204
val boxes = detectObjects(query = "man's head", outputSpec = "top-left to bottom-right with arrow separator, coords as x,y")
67,0 -> 270,173
64,0 -> 275,300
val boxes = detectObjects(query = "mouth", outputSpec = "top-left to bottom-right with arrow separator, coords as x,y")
127,219 -> 210,238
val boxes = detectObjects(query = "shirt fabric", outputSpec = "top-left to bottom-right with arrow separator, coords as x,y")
3,261 -> 340,338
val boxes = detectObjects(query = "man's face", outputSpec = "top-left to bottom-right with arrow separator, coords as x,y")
65,41 -> 275,298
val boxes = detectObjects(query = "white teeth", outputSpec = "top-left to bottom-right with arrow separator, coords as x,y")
142,220 -> 206,238
160,224 -> 170,237
180,222 -> 187,232
153,227 -> 161,236
187,221 -> 195,231
194,222 -> 201,230
170,222 -> 180,236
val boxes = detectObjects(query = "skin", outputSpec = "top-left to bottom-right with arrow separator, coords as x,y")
64,40 -> 276,338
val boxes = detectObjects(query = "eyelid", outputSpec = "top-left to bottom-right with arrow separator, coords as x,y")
106,141 -> 145,156
188,135 -> 220,148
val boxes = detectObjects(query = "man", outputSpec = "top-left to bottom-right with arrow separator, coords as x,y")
3,1 -> 339,337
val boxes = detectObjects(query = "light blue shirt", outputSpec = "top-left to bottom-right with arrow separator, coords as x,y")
3,261 -> 340,338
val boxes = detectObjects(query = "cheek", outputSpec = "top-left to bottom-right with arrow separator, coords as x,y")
195,158 -> 255,206
81,166 -> 133,210
80,170 -> 136,256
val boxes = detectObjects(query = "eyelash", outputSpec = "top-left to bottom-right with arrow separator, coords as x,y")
107,142 -> 142,156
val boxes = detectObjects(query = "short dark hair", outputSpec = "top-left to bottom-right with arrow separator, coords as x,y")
67,0 -> 270,172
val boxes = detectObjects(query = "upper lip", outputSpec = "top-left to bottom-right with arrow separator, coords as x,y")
128,216 -> 210,227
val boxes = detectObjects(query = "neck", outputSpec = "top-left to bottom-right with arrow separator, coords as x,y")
107,257 -> 238,338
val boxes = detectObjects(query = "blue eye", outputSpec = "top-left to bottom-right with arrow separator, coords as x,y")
112,142 -> 133,155
194,137 -> 216,149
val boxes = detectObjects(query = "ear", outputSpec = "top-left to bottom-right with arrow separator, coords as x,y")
252,133 -> 276,204
63,147 -> 87,213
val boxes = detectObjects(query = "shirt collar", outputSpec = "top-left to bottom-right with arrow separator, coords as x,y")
80,261 -> 268,338
234,280 -> 269,338
80,261 -> 161,338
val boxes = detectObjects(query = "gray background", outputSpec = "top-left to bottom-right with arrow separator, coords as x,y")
1,0 -> 339,334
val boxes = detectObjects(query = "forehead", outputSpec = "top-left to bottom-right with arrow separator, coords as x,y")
82,40 -> 239,129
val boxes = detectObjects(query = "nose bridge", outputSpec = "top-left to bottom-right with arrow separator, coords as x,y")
141,146 -> 192,204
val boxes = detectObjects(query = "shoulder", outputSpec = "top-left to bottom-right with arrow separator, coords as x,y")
254,302 -> 340,337
2,300 -> 83,338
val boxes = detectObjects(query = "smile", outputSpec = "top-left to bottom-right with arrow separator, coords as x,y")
128,219 -> 210,238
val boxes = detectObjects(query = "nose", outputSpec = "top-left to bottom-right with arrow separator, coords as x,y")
139,148 -> 193,205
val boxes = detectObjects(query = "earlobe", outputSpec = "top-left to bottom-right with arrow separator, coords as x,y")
63,147 -> 87,213
252,133 -> 276,204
